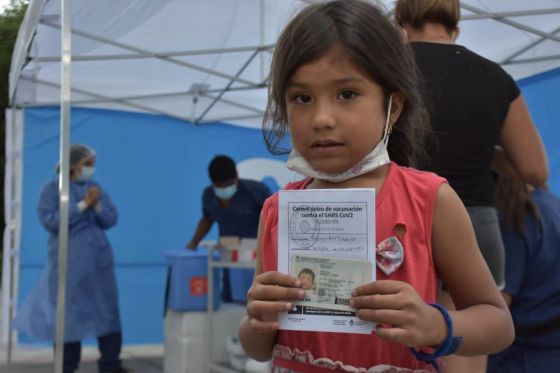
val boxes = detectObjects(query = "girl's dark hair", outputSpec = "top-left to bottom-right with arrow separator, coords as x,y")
495,174 -> 540,236
263,0 -> 429,168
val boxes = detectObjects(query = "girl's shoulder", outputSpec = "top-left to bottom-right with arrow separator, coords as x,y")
263,178 -> 312,213
380,164 -> 447,210
389,163 -> 447,190
395,164 -> 445,180
284,178 -> 313,190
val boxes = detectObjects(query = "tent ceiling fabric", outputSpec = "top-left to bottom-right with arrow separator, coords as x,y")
9,0 -> 560,128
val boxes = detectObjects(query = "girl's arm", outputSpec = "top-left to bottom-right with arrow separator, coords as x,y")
498,95 -> 548,187
238,212 -> 304,361
432,183 -> 514,355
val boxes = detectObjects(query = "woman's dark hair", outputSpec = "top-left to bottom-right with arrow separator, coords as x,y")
395,0 -> 460,35
495,174 -> 540,236
263,0 -> 429,167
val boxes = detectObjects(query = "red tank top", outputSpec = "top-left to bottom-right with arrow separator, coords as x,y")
261,163 -> 446,372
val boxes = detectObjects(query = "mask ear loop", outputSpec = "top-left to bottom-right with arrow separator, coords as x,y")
381,94 -> 393,144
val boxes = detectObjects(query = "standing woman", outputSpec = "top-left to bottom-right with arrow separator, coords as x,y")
14,144 -> 128,373
395,1 -> 548,371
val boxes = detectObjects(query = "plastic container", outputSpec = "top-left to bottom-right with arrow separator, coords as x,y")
163,248 -> 221,311
226,335 -> 247,370
228,268 -> 254,303
245,358 -> 272,373
163,305 -> 247,373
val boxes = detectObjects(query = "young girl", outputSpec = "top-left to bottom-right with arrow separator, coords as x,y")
238,1 -> 513,372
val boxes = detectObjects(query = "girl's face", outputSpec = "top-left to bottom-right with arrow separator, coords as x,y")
286,49 -> 402,174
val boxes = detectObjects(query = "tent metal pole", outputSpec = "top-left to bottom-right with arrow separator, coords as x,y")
40,19 -> 262,87
201,93 -> 264,115
5,109 -> 13,365
19,77 -> 195,122
503,54 -> 560,66
462,8 -> 560,20
501,26 -> 560,65
196,49 -> 260,123
35,44 -> 275,63
21,76 -> 266,114
21,75 -> 267,104
5,104 -> 18,365
198,114 -> 264,124
18,76 -> 263,122
54,0 -> 72,370
461,4 -> 560,43
260,0 -> 265,82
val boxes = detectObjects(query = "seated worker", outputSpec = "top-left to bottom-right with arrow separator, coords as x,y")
187,155 -> 271,302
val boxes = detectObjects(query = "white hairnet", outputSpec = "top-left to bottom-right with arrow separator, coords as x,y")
69,144 -> 95,167
56,144 -> 96,172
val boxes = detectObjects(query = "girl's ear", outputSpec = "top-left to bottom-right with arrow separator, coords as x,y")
389,92 -> 405,126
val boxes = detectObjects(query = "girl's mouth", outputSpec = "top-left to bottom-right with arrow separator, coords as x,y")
310,139 -> 343,154
311,139 -> 343,148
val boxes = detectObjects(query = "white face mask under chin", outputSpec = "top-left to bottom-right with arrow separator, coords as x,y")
286,96 -> 393,183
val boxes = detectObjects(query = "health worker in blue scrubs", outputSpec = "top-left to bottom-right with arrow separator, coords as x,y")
187,155 -> 271,302
13,144 -> 129,373
489,175 -> 560,373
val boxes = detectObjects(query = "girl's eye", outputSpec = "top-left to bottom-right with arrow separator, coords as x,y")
338,90 -> 356,100
295,95 -> 312,104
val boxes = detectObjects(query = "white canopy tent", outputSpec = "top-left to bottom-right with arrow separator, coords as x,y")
4,0 -> 560,354
8,0 -> 560,125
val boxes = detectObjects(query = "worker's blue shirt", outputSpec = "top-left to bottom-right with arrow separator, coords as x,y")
201,179 -> 271,303
488,188 -> 560,372
202,179 -> 271,238
502,188 -> 560,346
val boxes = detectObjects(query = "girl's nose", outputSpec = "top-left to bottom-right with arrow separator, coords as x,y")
311,101 -> 336,130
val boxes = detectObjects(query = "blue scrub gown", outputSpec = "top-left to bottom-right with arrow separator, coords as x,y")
13,179 -> 121,342
488,188 -> 560,372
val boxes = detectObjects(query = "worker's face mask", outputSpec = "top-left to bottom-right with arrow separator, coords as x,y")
214,183 -> 237,200
77,166 -> 95,182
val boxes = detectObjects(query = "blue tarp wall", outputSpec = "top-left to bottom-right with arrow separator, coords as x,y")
17,106 -> 287,345
16,67 -> 559,345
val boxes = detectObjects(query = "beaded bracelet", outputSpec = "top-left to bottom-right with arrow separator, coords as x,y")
409,303 -> 463,363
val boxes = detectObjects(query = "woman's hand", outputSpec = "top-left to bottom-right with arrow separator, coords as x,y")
351,280 -> 447,349
246,271 -> 305,333
84,186 -> 101,207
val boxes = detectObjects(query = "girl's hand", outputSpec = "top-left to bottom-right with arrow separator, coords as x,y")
350,280 -> 447,349
246,271 -> 305,333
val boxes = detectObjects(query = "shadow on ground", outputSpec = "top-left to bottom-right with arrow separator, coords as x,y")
0,355 -> 162,373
